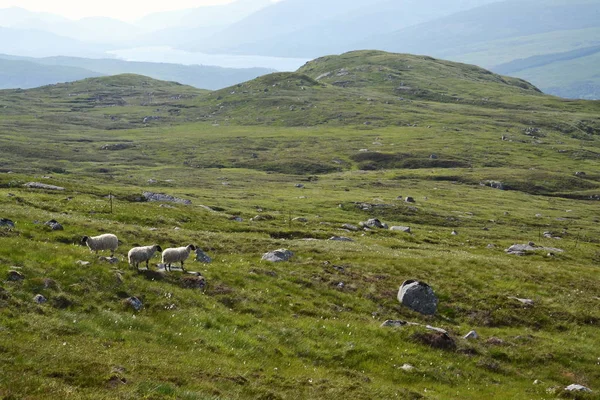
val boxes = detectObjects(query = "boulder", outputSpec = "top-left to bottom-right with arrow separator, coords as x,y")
505,243 -> 563,256
33,294 -> 47,304
142,192 -> 191,205
44,219 -> 64,231
405,197 -> 416,203
329,236 -> 353,242
262,249 -> 294,262
508,296 -> 534,306
398,280 -> 438,315
341,223 -> 359,231
124,297 -> 143,311
24,182 -> 65,191
360,218 -> 386,229
565,384 -> 592,393
100,143 -> 133,151
180,275 -> 207,290
0,218 -> 15,229
464,330 -> 479,340
99,257 -> 120,264
7,270 -> 24,281
195,248 -> 212,263
293,217 -> 308,223
390,226 -> 411,233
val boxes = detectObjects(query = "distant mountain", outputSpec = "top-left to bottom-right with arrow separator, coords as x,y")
185,0 -> 499,56
0,58 -> 101,89
0,54 -> 274,90
0,26 -> 110,58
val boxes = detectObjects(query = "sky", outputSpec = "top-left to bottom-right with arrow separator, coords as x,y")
0,0 -> 243,21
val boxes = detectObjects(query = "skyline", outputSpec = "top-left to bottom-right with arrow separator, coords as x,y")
0,0 -> 253,21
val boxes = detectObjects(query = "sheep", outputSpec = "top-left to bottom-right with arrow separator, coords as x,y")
81,233 -> 119,257
161,244 -> 196,272
127,244 -> 163,271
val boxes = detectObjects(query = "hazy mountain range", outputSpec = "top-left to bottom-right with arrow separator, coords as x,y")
0,0 -> 598,98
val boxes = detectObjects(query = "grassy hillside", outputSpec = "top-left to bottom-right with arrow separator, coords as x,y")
0,51 -> 599,399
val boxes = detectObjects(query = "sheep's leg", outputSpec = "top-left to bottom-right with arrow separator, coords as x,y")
181,261 -> 186,273
145,260 -> 149,270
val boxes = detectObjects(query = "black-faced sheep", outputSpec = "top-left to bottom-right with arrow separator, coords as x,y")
82,233 -> 118,257
161,244 -> 196,272
128,244 -> 163,271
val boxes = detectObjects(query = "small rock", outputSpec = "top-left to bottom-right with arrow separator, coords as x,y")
451,230 -> 458,236
7,270 -> 24,281
486,337 -> 505,346
180,275 -> 207,290
231,216 -> 243,222
293,217 -> 308,223
115,272 -> 124,284
142,192 -> 191,205
76,260 -> 90,266
195,248 -> 212,263
44,219 -> 63,231
342,223 -> 359,231
574,171 -> 586,177
329,236 -> 353,242
262,249 -> 294,262
486,244 -> 496,249
360,218 -> 386,229
390,226 -> 411,233
508,296 -> 534,306
464,330 -> 479,340
99,257 -> 119,264
398,280 -> 438,315
565,384 -> 592,392
33,294 -> 47,304
124,297 -> 143,311
405,197 -> 416,203
0,218 -> 15,229
380,320 -> 408,328
295,184 -> 304,188
400,364 -> 415,371
24,182 -> 65,191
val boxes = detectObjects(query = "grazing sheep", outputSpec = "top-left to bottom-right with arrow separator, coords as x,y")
82,233 -> 118,257
128,244 -> 163,271
162,244 -> 196,272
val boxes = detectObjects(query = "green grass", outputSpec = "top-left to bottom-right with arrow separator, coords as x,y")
0,50 -> 599,399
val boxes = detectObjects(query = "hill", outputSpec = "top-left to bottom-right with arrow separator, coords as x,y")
0,51 -> 599,399
0,58 -> 101,89
0,54 -> 274,91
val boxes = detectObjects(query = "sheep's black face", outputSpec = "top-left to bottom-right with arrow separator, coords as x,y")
189,244 -> 196,251
156,245 -> 163,252
81,236 -> 89,244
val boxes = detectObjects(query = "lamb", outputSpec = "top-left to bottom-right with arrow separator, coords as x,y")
127,244 -> 163,271
81,233 -> 118,257
161,244 -> 196,272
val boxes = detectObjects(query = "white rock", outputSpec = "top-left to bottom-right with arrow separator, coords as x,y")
464,330 -> 479,340
565,384 -> 592,392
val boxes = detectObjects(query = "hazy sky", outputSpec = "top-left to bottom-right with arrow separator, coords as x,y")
0,0 -> 245,21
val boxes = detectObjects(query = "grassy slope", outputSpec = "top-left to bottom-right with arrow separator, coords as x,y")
1,51 -> 600,399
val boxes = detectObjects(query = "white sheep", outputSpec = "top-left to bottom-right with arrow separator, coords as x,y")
161,244 -> 196,272
127,244 -> 163,271
82,233 -> 119,257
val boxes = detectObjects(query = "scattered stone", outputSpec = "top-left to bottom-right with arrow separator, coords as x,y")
76,260 -> 90,266
195,248 -> 212,263
533,379 -> 541,385
508,296 -> 534,306
159,204 -> 174,208
295,184 -> 304,188
405,197 -> 416,203
44,219 -> 63,231
482,227 -> 489,231
100,143 -> 133,151
142,192 -> 191,205
33,294 -> 47,304
0,218 -> 15,229
412,331 -> 456,350
329,236 -> 353,242
565,384 -> 592,393
486,337 -> 505,346
115,272 -> 124,284
52,295 -> 73,309
7,270 -> 24,281
429,154 -> 438,159
341,223 -> 359,231
24,182 -> 65,191
505,243 -> 564,256
400,364 -> 415,372
251,214 -> 275,222
124,297 -> 143,311
180,275 -> 207,290
359,218 -> 387,229
147,179 -> 157,184
464,330 -> 479,340
483,180 -> 504,190
262,249 -> 294,262
99,257 -> 120,264
451,230 -> 458,236
398,280 -> 438,315
486,244 -> 496,249
231,216 -> 243,222
293,217 -> 308,223
390,226 -> 411,233
574,171 -> 586,177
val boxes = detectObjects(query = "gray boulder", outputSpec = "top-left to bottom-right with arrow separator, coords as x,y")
33,294 -> 47,304
405,197 -> 416,203
0,218 -> 15,229
262,249 -> 294,262
195,248 -> 212,263
142,192 -> 191,205
390,226 -> 411,233
505,243 -> 564,256
7,270 -> 24,281
24,182 -> 65,191
360,218 -> 386,229
341,223 -> 359,231
45,219 -> 64,231
124,297 -> 143,311
565,384 -> 592,392
398,280 -> 438,315
329,236 -> 353,242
